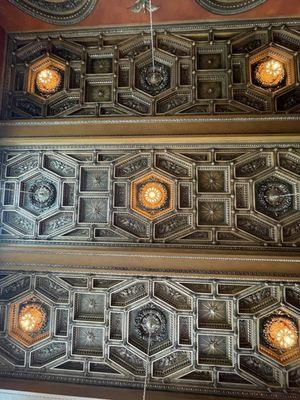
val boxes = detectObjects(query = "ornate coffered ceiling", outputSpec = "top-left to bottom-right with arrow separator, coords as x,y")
2,19 -> 300,120
7,0 -> 99,25
0,271 -> 299,399
1,143 -> 300,252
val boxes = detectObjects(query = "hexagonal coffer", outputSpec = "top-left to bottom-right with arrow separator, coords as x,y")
254,174 -> 298,221
136,62 -> 171,96
128,302 -> 174,355
27,55 -> 66,99
8,294 -> 51,347
19,172 -> 59,216
134,50 -> 174,97
130,171 -> 175,220
259,309 -> 300,365
249,46 -> 295,93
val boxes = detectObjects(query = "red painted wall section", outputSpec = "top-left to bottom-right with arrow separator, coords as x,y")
0,0 -> 299,32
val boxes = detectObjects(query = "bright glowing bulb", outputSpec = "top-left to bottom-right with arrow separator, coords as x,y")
36,68 -> 62,94
139,182 -> 167,209
265,317 -> 298,350
146,188 -> 161,201
255,58 -> 285,88
18,304 -> 46,333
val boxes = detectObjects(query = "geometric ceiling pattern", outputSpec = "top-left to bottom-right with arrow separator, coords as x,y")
7,0 -> 99,25
0,271 -> 299,399
1,143 -> 300,251
1,19 -> 300,120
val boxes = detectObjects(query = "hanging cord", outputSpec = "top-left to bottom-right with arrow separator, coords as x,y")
2,187 -> 56,197
142,332 -> 152,400
148,0 -> 156,72
263,193 -> 300,199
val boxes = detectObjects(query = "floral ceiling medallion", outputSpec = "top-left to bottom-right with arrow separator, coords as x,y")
195,0 -> 266,15
8,0 -> 99,25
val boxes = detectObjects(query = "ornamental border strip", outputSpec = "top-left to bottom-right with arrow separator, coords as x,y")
1,261 -> 300,277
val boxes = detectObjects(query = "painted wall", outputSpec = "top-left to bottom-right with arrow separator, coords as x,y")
0,0 -> 299,32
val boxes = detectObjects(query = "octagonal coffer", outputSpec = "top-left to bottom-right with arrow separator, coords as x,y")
249,46 -> 295,93
130,171 -> 175,220
128,302 -> 174,356
19,172 -> 59,216
258,309 -> 300,365
254,173 -> 299,221
8,294 -> 51,347
27,55 -> 66,99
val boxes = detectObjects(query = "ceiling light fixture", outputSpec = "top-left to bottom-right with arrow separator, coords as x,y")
139,182 -> 167,209
18,303 -> 47,333
255,58 -> 285,88
264,316 -> 298,351
36,68 -> 62,94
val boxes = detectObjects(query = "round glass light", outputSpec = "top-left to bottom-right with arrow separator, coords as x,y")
265,317 -> 298,350
18,303 -> 47,333
255,58 -> 285,88
139,182 -> 167,209
36,68 -> 62,94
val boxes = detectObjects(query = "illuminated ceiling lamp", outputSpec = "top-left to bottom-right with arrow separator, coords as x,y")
35,68 -> 62,95
18,303 -> 47,333
139,182 -> 167,209
255,58 -> 285,88
264,316 -> 298,351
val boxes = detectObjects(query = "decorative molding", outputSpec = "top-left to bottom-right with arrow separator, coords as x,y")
195,0 -> 267,15
7,0 -> 99,25
1,114 -> 300,129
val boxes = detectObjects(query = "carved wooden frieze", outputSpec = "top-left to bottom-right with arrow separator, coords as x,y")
1,143 -> 300,252
0,271 -> 299,399
1,19 -> 300,120
7,0 -> 99,25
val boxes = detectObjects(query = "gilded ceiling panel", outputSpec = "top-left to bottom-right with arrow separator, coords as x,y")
0,271 -> 299,399
1,143 -> 300,252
